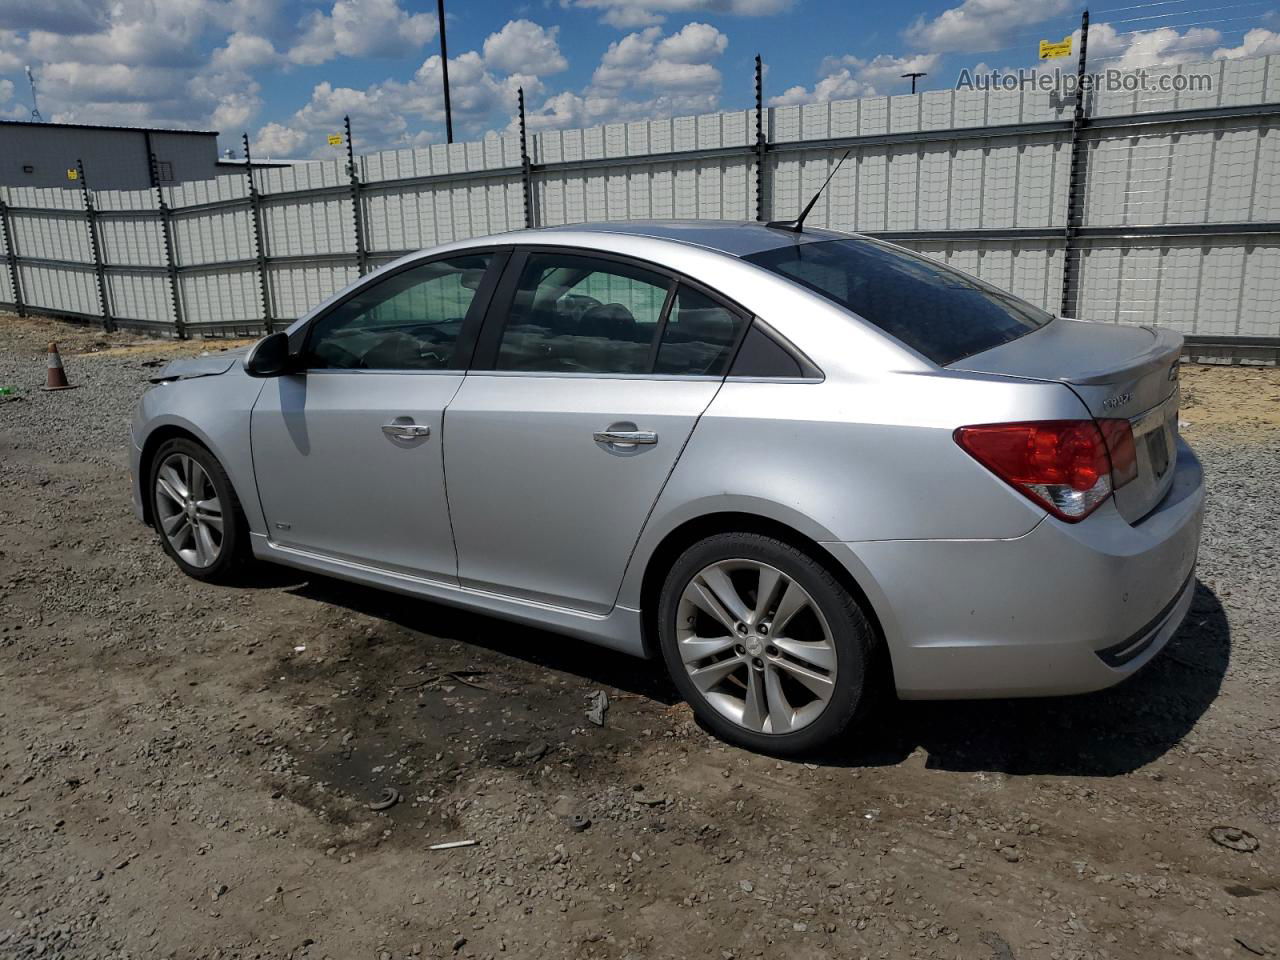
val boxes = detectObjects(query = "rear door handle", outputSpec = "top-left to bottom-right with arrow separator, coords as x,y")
382,423 -> 431,439
594,430 -> 658,445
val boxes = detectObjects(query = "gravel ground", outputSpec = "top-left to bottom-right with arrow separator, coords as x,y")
1,313 -> 1278,960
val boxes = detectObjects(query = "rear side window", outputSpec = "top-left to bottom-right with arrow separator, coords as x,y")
490,253 -> 748,376
496,253 -> 669,374
745,239 -> 1051,365
655,286 -> 748,376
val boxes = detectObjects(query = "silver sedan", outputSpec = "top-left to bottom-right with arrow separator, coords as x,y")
129,221 -> 1204,754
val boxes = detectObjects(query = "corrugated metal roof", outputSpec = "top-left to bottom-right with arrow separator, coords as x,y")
0,120 -> 219,136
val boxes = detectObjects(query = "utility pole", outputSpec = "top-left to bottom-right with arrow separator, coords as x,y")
437,0 -> 453,143
25,66 -> 42,122
1060,7 -> 1092,318
901,72 -> 927,94
755,54 -> 767,222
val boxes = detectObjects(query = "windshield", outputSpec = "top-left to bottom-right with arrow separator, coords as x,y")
745,238 -> 1053,365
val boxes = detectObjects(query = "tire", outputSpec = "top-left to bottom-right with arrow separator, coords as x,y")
148,437 -> 251,584
657,532 -> 874,756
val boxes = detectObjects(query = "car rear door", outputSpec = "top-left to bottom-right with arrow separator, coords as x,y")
444,248 -> 750,614
249,250 -> 503,581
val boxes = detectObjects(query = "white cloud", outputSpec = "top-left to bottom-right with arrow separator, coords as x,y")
850,53 -> 940,87
768,71 -> 871,107
1079,22 -> 1223,71
655,21 -> 727,62
522,21 -> 728,132
211,0 -> 291,39
293,80 -> 422,148
0,32 -> 20,72
906,0 -> 1072,54
0,0 -> 275,132
949,18 -> 1245,81
482,19 -> 567,76
210,91 -> 260,132
40,61 -> 186,104
24,0 -> 217,68
769,51 -> 941,106
254,52 -> 508,157
210,32 -> 280,72
1213,28 -> 1280,60
572,0 -> 792,28
0,77 -> 13,102
287,0 -> 437,66
252,16 -> 581,157
0,0 -> 108,34
600,7 -> 665,29
406,52 -> 512,122
590,23 -> 726,96
253,121 -> 307,157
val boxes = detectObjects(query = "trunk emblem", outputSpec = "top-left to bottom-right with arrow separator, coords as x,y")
1102,392 -> 1133,410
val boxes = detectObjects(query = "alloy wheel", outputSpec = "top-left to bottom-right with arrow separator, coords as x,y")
675,559 -> 837,734
154,452 -> 224,568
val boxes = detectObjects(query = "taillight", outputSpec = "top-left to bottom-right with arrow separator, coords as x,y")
954,420 -> 1123,522
1098,418 -> 1138,488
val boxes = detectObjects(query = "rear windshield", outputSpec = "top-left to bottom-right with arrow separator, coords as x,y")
745,238 -> 1052,365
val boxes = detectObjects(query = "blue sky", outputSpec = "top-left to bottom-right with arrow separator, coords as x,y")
0,0 -> 1277,158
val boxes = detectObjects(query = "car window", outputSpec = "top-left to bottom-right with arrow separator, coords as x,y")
745,238 -> 1051,365
306,254 -> 491,370
495,253 -> 671,374
654,286 -> 747,376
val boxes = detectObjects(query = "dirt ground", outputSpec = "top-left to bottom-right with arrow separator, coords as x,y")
1,313 -> 1278,960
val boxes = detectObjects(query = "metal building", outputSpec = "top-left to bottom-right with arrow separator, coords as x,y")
1,121 -> 231,190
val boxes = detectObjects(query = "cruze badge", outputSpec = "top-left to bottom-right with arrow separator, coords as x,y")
1102,392 -> 1133,410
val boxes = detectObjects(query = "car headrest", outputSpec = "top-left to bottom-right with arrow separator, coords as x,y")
578,302 -> 637,339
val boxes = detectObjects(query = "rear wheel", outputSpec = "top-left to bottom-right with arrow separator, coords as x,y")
658,532 -> 874,755
149,438 -> 250,583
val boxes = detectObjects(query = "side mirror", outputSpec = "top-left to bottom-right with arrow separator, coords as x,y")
243,332 -> 296,377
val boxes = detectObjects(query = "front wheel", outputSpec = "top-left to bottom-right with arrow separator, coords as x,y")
149,438 -> 250,584
657,532 -> 875,756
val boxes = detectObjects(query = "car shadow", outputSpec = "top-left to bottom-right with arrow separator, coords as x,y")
817,580 -> 1231,776
285,573 -> 1229,778
287,575 -> 681,704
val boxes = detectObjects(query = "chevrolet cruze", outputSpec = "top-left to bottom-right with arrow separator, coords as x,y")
130,221 -> 1204,754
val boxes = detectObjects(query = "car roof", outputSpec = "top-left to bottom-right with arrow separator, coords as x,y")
534,220 -> 848,257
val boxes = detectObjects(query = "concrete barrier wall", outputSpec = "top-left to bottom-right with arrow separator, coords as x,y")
1,52 -> 1276,342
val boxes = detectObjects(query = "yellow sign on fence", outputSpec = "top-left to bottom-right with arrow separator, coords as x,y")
327,134 -> 343,146
1039,35 -> 1073,60
66,168 -> 78,181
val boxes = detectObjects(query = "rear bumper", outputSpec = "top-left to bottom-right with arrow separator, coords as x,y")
830,439 -> 1204,699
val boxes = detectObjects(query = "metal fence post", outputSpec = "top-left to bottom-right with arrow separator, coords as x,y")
146,134 -> 186,338
1060,8 -> 1091,317
755,54 -> 768,222
518,87 -> 533,229
0,195 -> 24,317
242,133 -> 274,334
344,116 -> 369,276
76,159 -> 114,332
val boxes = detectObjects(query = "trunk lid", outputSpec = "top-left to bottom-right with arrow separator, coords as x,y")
951,318 -> 1183,524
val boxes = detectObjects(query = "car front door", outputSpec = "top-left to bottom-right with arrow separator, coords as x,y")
444,249 -> 749,614
250,251 -> 501,581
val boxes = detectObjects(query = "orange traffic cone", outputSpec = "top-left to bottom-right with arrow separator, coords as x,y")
42,341 -> 78,391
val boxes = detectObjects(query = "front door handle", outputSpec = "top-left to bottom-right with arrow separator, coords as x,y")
593,429 -> 658,446
382,423 -> 431,439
